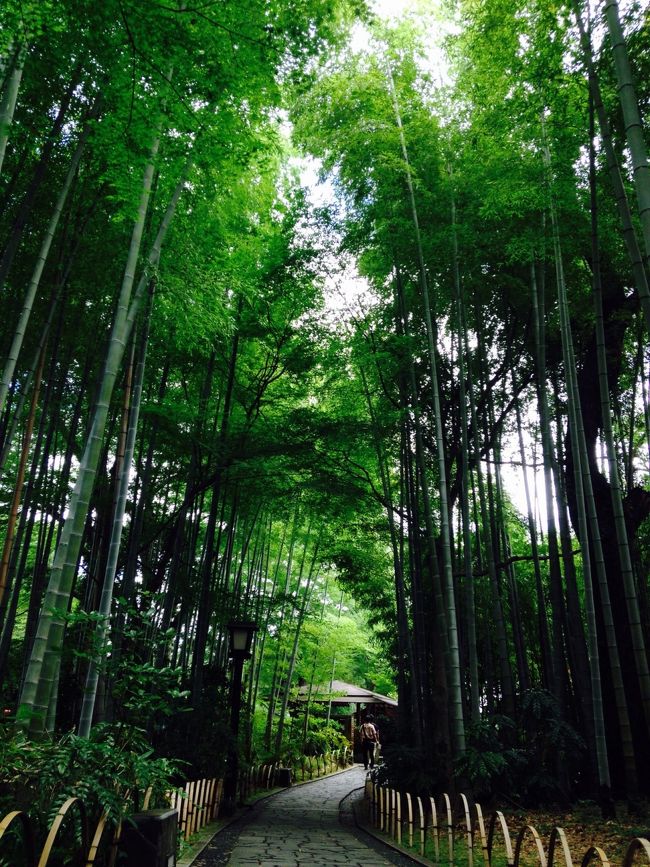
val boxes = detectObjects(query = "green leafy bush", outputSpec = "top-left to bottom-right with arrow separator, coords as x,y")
454,714 -> 524,800
301,719 -> 349,756
454,691 -> 585,805
372,744 -> 443,796
517,688 -> 585,803
278,714 -> 349,765
0,723 -> 179,830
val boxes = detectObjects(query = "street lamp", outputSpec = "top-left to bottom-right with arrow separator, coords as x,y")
223,621 -> 258,813
227,621 -> 257,658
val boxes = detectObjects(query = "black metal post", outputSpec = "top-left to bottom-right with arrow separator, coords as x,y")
223,652 -> 245,813
223,621 -> 257,815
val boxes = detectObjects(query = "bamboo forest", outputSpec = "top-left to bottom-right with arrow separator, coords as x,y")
1,0 -> 650,856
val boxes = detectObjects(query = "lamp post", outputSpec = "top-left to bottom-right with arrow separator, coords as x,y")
223,621 -> 258,813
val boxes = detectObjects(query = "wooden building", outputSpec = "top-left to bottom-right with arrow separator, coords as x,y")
296,679 -> 398,758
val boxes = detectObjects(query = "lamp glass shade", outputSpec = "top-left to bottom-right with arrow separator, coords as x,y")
227,621 -> 258,655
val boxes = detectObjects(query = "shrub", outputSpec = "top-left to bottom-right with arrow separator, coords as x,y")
0,723 -> 179,829
454,714 -> 524,801
454,690 -> 585,805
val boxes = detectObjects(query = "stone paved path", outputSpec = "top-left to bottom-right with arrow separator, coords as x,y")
193,766 -> 414,866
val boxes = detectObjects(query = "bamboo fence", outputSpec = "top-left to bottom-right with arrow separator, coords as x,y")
365,780 -> 650,867
0,748 -> 353,866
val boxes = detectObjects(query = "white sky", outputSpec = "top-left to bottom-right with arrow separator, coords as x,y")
372,0 -> 410,17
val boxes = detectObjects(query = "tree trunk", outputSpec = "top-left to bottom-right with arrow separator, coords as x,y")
0,107 -> 96,419
515,393 -> 554,692
450,177 -> 480,722
543,134 -> 614,807
387,67 -> 465,756
589,109 -> 650,763
359,362 -> 419,742
78,294 -> 152,736
0,43 -> 25,178
396,270 -> 451,762
601,0 -> 650,274
572,3 -> 650,332
0,65 -> 81,289
191,299 -> 242,704
18,113 -> 166,732
531,260 -> 577,712
0,342 -> 46,609
466,326 -> 515,718
264,508 -> 299,752
274,540 -> 320,755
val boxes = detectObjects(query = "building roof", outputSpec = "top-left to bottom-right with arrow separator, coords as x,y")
295,679 -> 398,707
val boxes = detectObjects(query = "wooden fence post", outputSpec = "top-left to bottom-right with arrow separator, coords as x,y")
37,798 -> 88,867
547,826 -> 574,867
396,790 -> 402,845
513,825 -> 547,867
487,811 -> 515,867
215,780 -> 224,819
622,839 -> 650,867
430,796 -> 439,862
443,792 -> 453,865
10,778 -> 650,867
459,793 -> 473,867
475,801 -> 488,865
417,796 -> 425,857
0,811 -> 36,867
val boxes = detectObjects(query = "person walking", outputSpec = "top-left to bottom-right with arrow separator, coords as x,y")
359,715 -> 379,770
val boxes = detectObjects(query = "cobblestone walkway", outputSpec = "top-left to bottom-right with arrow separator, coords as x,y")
193,766 -> 414,866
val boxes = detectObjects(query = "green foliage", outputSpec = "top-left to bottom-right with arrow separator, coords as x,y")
323,521 -> 397,647
55,602 -> 189,734
281,714 -> 349,764
517,689 -> 586,802
111,661 -> 190,729
0,723 -> 178,828
454,715 -> 524,800
296,595 -> 397,695
455,692 -> 585,804
373,744 -> 448,797
303,719 -> 349,756
154,662 -> 232,779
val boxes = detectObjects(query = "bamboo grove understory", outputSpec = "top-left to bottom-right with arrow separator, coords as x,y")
0,0 -> 649,818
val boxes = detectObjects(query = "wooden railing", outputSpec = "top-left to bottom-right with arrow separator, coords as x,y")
1,795 -> 124,867
0,776 -> 223,866
167,777 -> 223,843
0,748 -> 353,865
238,746 -> 352,800
290,746 -> 352,781
365,780 -> 650,867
